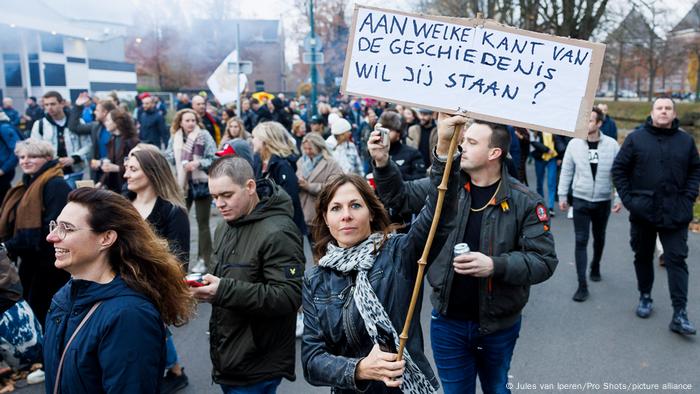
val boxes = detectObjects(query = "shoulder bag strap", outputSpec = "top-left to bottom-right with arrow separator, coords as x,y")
53,301 -> 103,394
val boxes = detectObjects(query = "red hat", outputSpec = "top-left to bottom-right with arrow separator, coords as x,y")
138,92 -> 151,100
215,143 -> 236,157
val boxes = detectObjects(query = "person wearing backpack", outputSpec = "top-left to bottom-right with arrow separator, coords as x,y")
30,91 -> 91,175
0,110 -> 20,202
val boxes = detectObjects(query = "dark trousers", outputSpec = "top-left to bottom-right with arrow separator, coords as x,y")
430,310 -> 521,394
630,220 -> 689,311
573,198 -> 611,285
186,196 -> 213,267
0,171 -> 14,203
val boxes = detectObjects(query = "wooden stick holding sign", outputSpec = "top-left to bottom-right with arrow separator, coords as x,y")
397,118 -> 463,360
340,5 -> 606,138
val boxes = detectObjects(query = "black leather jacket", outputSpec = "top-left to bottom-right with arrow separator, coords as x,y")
374,160 -> 558,335
301,153 -> 461,393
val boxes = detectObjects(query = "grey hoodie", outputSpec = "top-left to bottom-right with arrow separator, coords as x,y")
558,133 -> 620,203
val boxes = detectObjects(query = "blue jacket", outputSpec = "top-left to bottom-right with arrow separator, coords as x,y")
44,276 -> 166,394
2,108 -> 20,128
301,154 -> 460,393
137,108 -> 168,146
0,121 -> 19,175
600,115 -> 618,140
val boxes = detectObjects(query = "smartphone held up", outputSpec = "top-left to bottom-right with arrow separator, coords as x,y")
185,273 -> 208,287
375,124 -> 391,147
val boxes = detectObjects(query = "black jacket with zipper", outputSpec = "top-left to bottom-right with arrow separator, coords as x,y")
612,117 -> 700,229
374,160 -> 558,335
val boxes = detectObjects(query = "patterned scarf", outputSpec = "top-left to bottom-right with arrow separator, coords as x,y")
173,127 -> 209,190
318,233 -> 435,394
301,154 -> 322,179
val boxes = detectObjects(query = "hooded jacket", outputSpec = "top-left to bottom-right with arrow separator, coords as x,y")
209,179 -> 304,387
31,114 -> 92,172
43,276 -> 166,394
612,117 -> 700,228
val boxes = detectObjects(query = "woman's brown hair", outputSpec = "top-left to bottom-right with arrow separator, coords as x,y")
129,147 -> 186,208
108,109 -> 138,140
67,188 -> 195,326
311,174 -> 397,260
170,108 -> 203,134
224,117 -> 251,141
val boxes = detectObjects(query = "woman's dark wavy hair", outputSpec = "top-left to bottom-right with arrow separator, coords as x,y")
108,109 -> 138,140
67,188 -> 195,326
311,174 -> 398,261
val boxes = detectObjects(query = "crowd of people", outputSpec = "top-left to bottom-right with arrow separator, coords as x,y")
0,88 -> 697,394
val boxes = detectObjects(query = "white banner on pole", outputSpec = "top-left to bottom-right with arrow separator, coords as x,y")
207,50 -> 248,105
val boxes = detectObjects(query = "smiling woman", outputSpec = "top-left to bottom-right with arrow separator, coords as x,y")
42,188 -> 195,394
301,114 -> 465,394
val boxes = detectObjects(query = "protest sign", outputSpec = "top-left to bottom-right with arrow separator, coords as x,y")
341,6 -> 606,137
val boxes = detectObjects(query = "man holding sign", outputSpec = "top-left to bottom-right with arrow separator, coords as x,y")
370,120 -> 558,394
345,6 -> 603,392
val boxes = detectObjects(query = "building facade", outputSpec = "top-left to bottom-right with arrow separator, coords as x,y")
0,0 -> 136,111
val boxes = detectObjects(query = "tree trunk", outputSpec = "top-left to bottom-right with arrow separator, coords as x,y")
614,41 -> 623,101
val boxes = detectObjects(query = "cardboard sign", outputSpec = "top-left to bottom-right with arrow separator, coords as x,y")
341,6 -> 606,138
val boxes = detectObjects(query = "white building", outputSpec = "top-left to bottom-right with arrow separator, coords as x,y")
0,0 -> 136,110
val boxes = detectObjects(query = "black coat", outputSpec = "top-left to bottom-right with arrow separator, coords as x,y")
137,109 -> 168,146
263,155 -> 308,236
255,106 -> 272,124
387,142 -> 426,181
145,197 -> 190,268
612,117 -> 700,228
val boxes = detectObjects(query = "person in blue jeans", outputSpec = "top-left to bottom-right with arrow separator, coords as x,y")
531,131 -> 559,216
371,121 -> 558,394
431,313 -> 520,393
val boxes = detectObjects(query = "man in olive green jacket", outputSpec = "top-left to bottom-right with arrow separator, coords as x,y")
191,156 -> 305,392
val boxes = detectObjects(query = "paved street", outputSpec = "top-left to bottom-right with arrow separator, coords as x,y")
18,164 -> 699,393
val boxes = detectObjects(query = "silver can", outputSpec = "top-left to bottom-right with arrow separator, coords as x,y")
454,243 -> 470,257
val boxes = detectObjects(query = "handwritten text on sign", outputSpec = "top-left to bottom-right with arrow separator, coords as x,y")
342,7 -> 605,136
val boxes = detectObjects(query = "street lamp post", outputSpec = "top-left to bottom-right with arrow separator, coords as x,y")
309,0 -> 318,118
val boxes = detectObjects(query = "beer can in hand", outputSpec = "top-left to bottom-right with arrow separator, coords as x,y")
454,243 -> 470,257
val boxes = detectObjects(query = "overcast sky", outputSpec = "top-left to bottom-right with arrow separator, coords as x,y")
233,0 -> 700,61
42,0 -> 700,63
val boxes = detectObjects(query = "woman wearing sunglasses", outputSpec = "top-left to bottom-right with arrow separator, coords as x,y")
43,188 -> 195,394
